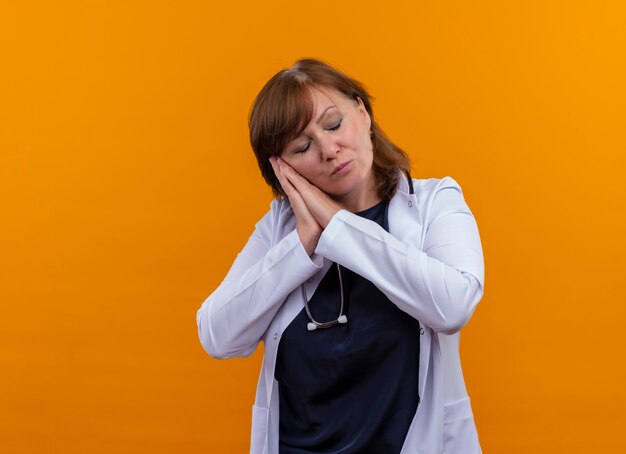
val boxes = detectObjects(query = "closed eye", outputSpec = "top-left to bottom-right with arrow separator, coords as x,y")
296,141 -> 311,154
328,119 -> 342,131
295,119 -> 343,154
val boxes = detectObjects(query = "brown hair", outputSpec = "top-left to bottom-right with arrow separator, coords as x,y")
248,58 -> 411,200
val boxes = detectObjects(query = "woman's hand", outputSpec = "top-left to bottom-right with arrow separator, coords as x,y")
269,156 -> 324,256
275,157 -> 341,229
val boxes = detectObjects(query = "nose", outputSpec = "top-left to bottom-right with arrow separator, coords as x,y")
319,135 -> 340,160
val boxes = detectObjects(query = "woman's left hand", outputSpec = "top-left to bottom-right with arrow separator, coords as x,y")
276,157 -> 341,229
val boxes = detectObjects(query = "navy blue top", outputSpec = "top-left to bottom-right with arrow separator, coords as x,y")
275,200 -> 421,454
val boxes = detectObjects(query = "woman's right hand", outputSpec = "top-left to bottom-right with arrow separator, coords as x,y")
269,156 -> 322,255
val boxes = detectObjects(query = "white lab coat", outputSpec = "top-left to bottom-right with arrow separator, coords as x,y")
197,173 -> 485,453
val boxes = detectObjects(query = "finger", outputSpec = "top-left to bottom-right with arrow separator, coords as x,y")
271,156 -> 305,204
277,157 -> 316,196
270,156 -> 292,197
277,158 -> 340,228
269,156 -> 281,178
279,172 -> 322,232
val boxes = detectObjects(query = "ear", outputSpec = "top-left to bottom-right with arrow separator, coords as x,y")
355,96 -> 372,129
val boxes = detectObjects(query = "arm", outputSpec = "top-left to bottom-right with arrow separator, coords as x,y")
315,177 -> 485,334
196,201 -> 323,359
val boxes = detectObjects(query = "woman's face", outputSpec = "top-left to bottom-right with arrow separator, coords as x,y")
280,87 -> 377,208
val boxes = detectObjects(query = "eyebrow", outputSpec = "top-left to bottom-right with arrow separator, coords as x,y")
315,105 -> 337,125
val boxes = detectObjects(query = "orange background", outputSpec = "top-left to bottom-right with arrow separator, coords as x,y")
1,1 -> 625,452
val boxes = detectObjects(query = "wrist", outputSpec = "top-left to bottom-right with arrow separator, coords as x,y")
297,228 -> 321,256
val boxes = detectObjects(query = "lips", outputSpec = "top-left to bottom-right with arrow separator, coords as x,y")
331,161 -> 351,176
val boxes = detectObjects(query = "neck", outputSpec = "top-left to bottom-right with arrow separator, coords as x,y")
332,185 -> 381,213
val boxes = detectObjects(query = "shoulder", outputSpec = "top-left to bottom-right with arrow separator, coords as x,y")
413,175 -> 463,196
254,197 -> 296,242
266,196 -> 294,223
393,172 -> 463,198
409,176 -> 475,225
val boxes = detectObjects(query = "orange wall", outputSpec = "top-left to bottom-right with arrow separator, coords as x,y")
1,1 -> 625,452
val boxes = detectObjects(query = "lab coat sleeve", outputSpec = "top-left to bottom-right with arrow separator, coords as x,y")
196,201 -> 324,359
314,176 -> 484,334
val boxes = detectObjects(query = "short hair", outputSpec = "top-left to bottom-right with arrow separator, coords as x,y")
248,58 -> 411,200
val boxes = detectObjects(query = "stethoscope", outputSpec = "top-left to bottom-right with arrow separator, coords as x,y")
302,171 -> 414,332
302,263 -> 347,331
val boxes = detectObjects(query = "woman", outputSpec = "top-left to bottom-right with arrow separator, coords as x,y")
197,58 -> 485,453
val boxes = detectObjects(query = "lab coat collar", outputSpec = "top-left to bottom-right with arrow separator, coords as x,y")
398,169 -> 414,195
